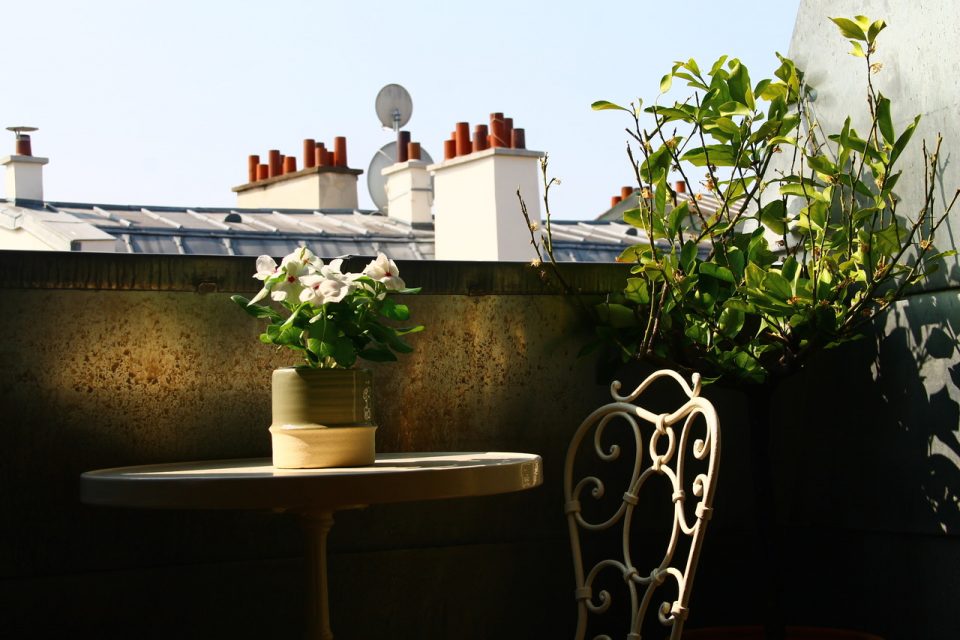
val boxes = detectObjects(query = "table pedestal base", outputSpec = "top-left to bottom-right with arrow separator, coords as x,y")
303,511 -> 335,640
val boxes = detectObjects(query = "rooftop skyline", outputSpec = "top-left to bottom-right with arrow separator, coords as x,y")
2,0 -> 800,219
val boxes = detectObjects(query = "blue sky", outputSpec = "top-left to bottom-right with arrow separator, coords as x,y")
2,0 -> 801,219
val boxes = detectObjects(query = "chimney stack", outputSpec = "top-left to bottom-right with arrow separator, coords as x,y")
234,135 -> 362,209
430,112 -> 543,261
3,126 -> 48,202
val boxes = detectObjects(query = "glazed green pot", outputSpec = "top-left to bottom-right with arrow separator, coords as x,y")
269,367 -> 376,468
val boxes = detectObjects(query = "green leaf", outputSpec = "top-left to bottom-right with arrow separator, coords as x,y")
780,182 -> 828,202
723,298 -> 756,314
667,201 -> 690,238
591,100 -> 632,113
719,101 -> 751,117
595,302 -> 638,329
231,295 -> 283,322
709,55 -> 729,76
872,223 -> 903,258
890,115 -> 920,166
876,94 -> 894,145
763,271 -> 793,301
830,17 -> 866,41
718,307 -> 745,339
867,19 -> 887,44
623,208 -> 647,229
380,298 -> 410,321
617,244 -> 650,263
680,240 -> 698,274
660,73 -> 673,93
759,199 -> 788,235
726,59 -> 754,110
807,154 -> 838,176
849,41 -> 866,58
624,278 -> 650,305
699,262 -> 736,284
681,144 -> 750,167
745,263 -> 765,289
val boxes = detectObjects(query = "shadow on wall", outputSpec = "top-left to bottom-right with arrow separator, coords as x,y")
876,291 -> 960,534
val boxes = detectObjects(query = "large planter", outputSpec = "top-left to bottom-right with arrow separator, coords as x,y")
269,367 -> 377,469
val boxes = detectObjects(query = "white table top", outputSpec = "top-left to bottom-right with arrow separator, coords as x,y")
81,452 -> 543,511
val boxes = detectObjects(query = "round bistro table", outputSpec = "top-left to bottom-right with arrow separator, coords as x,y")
81,451 -> 543,640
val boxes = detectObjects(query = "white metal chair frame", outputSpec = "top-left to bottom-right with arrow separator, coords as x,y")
564,370 -> 720,640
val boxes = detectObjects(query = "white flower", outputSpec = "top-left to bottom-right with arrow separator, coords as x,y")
254,255 -> 279,281
300,273 -> 353,309
362,253 -> 405,291
283,247 -> 323,274
248,249 -> 317,305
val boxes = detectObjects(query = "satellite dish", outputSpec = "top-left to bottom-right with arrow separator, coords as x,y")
366,141 -> 434,211
375,84 -> 413,131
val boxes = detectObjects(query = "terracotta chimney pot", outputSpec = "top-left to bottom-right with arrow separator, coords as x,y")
443,139 -> 456,160
333,136 -> 347,167
407,141 -> 421,161
257,164 -> 269,180
283,156 -> 297,174
621,186 -> 634,201
248,155 -> 260,183
268,149 -> 282,178
473,124 -> 489,152
489,113 -> 506,148
397,130 -> 411,163
611,195 -> 623,208
15,135 -> 32,156
510,128 -> 526,150
303,139 -> 316,169
675,180 -> 687,194
504,117 -> 514,148
455,122 -> 471,157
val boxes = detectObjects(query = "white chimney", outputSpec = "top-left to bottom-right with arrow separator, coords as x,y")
382,159 -> 432,225
2,126 -> 48,203
429,146 -> 543,261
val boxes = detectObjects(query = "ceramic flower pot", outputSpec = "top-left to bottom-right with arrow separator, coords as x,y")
269,367 -> 376,469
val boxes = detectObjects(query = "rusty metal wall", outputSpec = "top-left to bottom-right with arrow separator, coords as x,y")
0,250 -> 626,639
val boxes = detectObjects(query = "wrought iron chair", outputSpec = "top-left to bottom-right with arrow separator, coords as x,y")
564,370 -> 720,640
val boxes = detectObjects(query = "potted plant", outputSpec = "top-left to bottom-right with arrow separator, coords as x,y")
525,14 -> 956,638
231,248 -> 422,468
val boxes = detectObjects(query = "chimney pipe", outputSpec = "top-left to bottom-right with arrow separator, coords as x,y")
303,139 -> 316,169
257,164 -> 269,181
621,186 -> 634,201
268,150 -> 282,178
510,128 -> 525,150
455,122 -> 471,157
443,139 -> 456,160
397,130 -> 411,163
504,117 -> 514,148
333,136 -> 347,167
283,156 -> 297,174
611,196 -> 623,208
489,113 -> 505,148
248,155 -> 260,183
15,135 -> 32,156
675,180 -> 687,194
408,142 -> 421,161
473,125 -> 489,153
